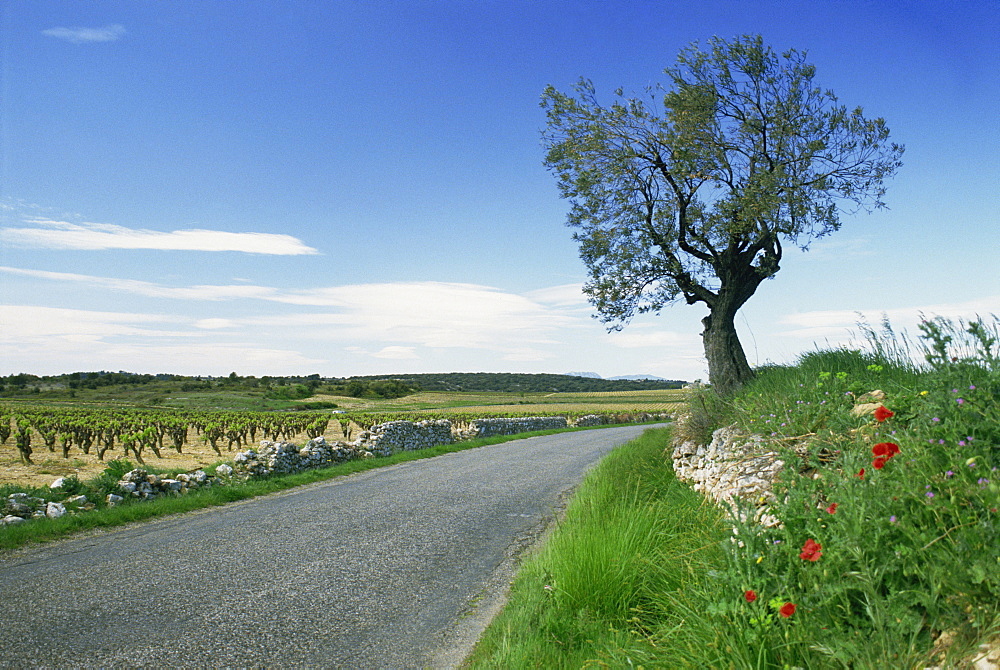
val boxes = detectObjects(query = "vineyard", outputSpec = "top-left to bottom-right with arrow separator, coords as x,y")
0,389 -> 685,488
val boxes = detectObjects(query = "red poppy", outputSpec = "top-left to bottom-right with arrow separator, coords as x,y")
799,538 -> 823,561
874,406 -> 895,422
744,590 -> 757,603
779,602 -> 797,618
873,456 -> 887,470
826,503 -> 838,514
856,468 -> 866,479
872,442 -> 900,457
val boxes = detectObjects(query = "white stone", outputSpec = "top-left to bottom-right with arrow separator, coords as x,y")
45,502 -> 66,518
3,514 -> 26,525
50,477 -> 67,490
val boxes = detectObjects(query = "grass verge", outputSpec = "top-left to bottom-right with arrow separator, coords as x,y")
468,317 -> 1000,668
465,427 -> 728,668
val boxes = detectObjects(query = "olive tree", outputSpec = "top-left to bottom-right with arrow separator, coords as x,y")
542,35 -> 903,395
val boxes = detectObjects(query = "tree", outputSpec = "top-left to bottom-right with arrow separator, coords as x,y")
541,35 -> 903,396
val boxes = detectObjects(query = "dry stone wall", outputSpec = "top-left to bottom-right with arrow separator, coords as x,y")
355,420 -> 454,457
460,416 -> 568,439
232,436 -> 364,478
671,423 -> 784,527
3,414 -> 643,526
573,414 -> 610,427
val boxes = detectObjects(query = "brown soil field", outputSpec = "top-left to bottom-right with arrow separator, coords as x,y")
0,423 -> 351,490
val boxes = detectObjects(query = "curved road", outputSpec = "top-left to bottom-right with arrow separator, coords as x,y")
0,424 -> 665,669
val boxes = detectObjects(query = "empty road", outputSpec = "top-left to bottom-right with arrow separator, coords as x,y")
0,424 -> 665,669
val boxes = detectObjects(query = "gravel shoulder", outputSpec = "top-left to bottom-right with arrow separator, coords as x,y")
0,425 -> 665,669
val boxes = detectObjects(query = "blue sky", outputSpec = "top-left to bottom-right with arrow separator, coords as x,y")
1,0 -> 998,381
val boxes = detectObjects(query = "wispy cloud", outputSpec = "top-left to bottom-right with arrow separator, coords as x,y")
0,267 -> 282,300
0,268 -> 584,364
0,305 -> 325,375
525,283 -> 589,307
346,346 -> 419,360
608,329 -> 693,348
0,305 -> 191,344
777,296 -> 1000,340
1,219 -> 319,255
42,24 -> 126,44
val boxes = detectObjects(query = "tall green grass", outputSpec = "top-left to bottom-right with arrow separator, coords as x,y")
696,316 -> 1000,668
466,427 -> 727,668
469,316 -> 1000,668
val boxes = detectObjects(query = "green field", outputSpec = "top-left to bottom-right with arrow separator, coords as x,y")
0,385 -> 685,415
0,385 -> 684,490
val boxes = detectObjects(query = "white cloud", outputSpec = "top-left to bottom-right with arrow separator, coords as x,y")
0,305 -> 192,344
0,269 -> 591,369
501,347 -> 550,362
1,219 -> 319,255
779,296 -> 1000,339
0,305 -> 325,376
525,283 -> 589,307
0,267 -> 282,301
608,329 -> 693,348
793,234 -> 877,260
42,24 -> 126,44
194,318 -> 238,330
346,346 -> 419,360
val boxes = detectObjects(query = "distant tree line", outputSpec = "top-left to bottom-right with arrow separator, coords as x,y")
353,372 -> 685,393
0,371 -> 683,399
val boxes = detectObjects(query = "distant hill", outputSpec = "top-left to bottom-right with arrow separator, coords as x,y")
352,372 -> 685,392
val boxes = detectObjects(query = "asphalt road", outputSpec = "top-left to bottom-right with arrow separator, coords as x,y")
0,424 -> 665,669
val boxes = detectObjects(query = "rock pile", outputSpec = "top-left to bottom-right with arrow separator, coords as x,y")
115,467 -> 217,500
671,423 -> 785,527
232,436 -> 364,478
3,492 -> 88,525
670,392 -> 903,523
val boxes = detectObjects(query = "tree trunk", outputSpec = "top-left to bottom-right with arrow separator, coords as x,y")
701,307 -> 754,397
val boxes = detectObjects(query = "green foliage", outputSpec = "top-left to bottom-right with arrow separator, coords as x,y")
101,459 -> 135,481
264,383 -> 314,400
694,317 -> 1000,667
338,372 -> 683,393
51,474 -> 85,496
468,428 -> 727,667
541,34 -> 903,395
291,401 -> 338,411
474,318 -> 1000,667
333,378 -> 417,399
